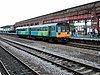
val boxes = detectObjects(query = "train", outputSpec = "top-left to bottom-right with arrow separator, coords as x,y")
16,22 -> 70,42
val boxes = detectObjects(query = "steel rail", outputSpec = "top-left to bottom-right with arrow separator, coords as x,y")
1,37 -> 100,75
0,60 -> 10,75
67,42 -> 100,51
0,45 -> 40,75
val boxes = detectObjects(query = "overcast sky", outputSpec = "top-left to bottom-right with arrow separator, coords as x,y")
0,0 -> 99,27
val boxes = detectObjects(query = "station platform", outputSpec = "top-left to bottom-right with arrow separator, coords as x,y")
71,35 -> 100,42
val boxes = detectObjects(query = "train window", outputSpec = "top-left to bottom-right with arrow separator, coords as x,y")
34,28 -> 36,31
52,26 -> 55,31
37,28 -> 40,31
23,29 -> 25,31
40,27 -> 42,31
35,28 -> 37,31
41,27 -> 47,31
45,27 -> 48,31
57,26 -> 61,32
30,28 -> 32,31
66,26 -> 70,32
39,27 -> 41,31
37,28 -> 39,31
31,28 -> 35,31
62,26 -> 66,32
18,29 -> 26,31
32,27 -> 38,31
44,27 -> 47,31
43,27 -> 45,31
42,27 -> 44,31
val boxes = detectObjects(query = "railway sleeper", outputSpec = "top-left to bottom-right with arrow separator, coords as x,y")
54,59 -> 62,63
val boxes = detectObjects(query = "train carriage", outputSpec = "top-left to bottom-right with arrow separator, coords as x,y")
30,23 -> 56,37
16,26 -> 30,37
16,22 -> 70,42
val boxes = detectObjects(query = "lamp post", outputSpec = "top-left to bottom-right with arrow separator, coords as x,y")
85,19 -> 87,35
97,17 -> 100,37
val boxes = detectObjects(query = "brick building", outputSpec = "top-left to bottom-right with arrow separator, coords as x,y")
14,1 -> 100,35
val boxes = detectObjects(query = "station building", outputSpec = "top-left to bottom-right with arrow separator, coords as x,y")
14,1 -> 100,36
1,25 -> 14,33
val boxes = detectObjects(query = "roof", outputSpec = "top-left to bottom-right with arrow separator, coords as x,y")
30,23 -> 57,28
16,1 -> 100,24
16,26 -> 30,29
16,23 -> 57,29
1,25 -> 13,28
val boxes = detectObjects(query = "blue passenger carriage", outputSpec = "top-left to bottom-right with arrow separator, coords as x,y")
16,26 -> 30,37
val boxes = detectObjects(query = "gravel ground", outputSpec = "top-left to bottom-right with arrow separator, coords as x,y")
0,61 -> 8,75
0,35 -> 100,64
0,40 -> 72,75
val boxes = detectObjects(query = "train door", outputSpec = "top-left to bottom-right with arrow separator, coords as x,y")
48,26 -> 51,36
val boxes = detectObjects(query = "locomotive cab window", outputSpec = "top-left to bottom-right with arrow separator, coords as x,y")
57,23 -> 70,32
57,26 -> 61,32
66,25 -> 70,32
57,26 -> 66,32
62,26 -> 66,32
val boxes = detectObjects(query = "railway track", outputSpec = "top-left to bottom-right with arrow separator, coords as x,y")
0,37 -> 100,75
0,45 -> 39,75
1,34 -> 100,51
67,42 -> 100,51
0,60 -> 10,75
